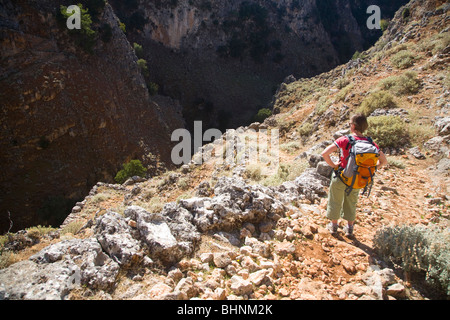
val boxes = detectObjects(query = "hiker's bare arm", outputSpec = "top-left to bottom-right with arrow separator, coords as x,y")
377,151 -> 388,170
321,144 -> 339,169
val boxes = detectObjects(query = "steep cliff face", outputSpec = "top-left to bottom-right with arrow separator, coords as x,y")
110,0 -> 408,131
0,0 -> 184,232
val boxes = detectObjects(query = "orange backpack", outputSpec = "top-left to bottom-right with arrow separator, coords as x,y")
338,135 -> 379,196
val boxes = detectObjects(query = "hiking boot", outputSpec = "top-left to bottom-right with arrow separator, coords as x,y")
327,222 -> 338,234
343,224 -> 354,237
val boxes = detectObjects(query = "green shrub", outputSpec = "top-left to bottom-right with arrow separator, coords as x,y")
0,251 -> 18,270
391,50 -> 415,69
379,71 -> 421,95
367,115 -> 410,148
114,159 -> 147,184
254,108 -> 272,123
358,90 -> 397,116
335,77 -> 350,90
59,4 -> 97,53
119,21 -> 126,33
297,122 -> 314,137
177,177 -> 190,190
280,141 -> 301,154
419,31 -> 450,55
316,96 -> 332,115
133,42 -> 144,58
402,7 -> 411,20
334,83 -> 354,103
137,58 -> 149,77
26,225 -> 58,242
408,122 -> 435,146
352,51 -> 366,60
261,161 -> 307,186
147,81 -> 159,95
374,224 -> 450,296
387,158 -> 406,169
90,192 -> 111,204
61,220 -> 84,235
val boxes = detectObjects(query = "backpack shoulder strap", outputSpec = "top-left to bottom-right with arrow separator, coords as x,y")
365,136 -> 380,151
346,135 -> 355,150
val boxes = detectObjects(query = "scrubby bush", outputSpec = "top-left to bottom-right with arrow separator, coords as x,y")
391,49 -> 415,69
402,7 -> 411,20
280,141 -> 301,154
244,163 -> 262,181
137,58 -> 149,77
119,21 -> 126,33
26,225 -> 58,241
315,96 -> 333,115
114,159 -> 147,184
297,122 -> 314,137
254,108 -> 272,123
261,161 -> 308,186
352,51 -> 366,60
408,122 -> 435,146
374,224 -> 450,296
59,4 -> 97,53
61,220 -> 84,235
367,115 -> 409,148
419,31 -> 450,56
335,77 -> 350,90
358,90 -> 397,116
334,83 -> 354,103
133,42 -> 144,58
177,177 -> 190,190
147,81 -> 159,95
379,71 -> 421,95
387,157 -> 406,169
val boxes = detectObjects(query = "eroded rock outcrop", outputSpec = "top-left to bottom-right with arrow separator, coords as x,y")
0,171 -> 331,299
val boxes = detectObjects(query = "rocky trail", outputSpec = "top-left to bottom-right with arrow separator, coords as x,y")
0,141 -> 448,300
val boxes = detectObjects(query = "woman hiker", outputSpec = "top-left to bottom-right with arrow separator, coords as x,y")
321,114 -> 388,236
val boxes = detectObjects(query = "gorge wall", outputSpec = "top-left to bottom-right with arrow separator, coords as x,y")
110,0 -> 408,131
0,0 -> 184,232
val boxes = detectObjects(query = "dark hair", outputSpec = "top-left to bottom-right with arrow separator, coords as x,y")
351,114 -> 368,133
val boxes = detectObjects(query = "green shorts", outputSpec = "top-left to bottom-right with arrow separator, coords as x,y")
326,173 -> 360,222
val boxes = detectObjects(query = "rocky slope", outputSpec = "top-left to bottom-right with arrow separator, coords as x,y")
0,0 -> 449,300
110,0 -> 409,130
0,0 -> 184,232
